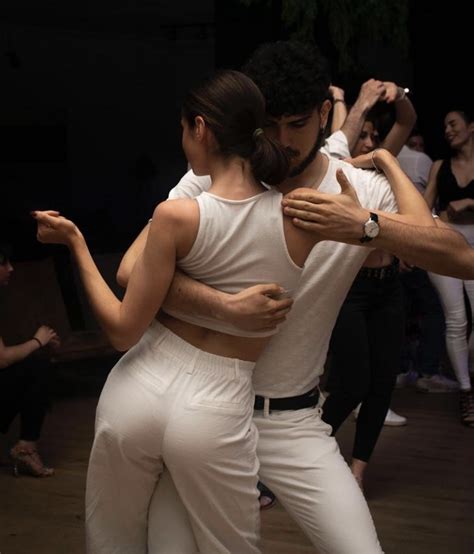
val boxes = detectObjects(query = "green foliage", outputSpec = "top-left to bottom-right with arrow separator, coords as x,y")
239,0 -> 409,72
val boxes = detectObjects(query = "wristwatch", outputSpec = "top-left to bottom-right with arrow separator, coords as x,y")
359,212 -> 379,243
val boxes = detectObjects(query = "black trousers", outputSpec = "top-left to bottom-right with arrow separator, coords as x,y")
0,359 -> 52,442
322,270 -> 404,462
399,267 -> 445,376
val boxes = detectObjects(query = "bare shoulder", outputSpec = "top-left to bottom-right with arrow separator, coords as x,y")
427,159 -> 443,181
150,198 -> 199,257
151,198 -> 199,228
431,159 -> 443,173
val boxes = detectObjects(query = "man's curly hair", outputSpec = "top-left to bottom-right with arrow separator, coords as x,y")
242,41 -> 331,117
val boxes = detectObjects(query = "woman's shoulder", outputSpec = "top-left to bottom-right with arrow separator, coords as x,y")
151,198 -> 199,228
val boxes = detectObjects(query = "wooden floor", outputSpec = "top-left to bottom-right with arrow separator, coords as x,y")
1,371 -> 473,554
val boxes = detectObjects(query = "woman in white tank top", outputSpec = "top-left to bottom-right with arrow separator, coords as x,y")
32,70 -> 320,553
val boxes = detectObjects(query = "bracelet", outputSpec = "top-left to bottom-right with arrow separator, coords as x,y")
32,337 -> 43,348
333,99 -> 345,104
371,149 -> 381,173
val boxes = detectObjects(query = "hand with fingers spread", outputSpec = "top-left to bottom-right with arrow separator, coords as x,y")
281,169 -> 368,243
223,283 -> 294,332
32,210 -> 83,247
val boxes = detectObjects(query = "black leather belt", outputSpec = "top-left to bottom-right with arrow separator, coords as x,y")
254,387 -> 320,411
357,259 -> 399,280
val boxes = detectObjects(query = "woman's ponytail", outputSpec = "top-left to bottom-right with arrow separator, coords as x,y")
249,131 -> 289,186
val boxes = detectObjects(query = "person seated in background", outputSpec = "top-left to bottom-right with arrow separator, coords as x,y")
0,241 -> 60,477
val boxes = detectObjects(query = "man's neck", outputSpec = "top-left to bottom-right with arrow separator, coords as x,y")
278,152 -> 329,194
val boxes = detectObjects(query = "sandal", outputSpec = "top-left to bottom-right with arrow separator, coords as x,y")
9,443 -> 54,477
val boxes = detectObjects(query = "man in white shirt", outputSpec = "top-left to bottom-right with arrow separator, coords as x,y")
397,142 -> 433,194
117,42 -> 471,552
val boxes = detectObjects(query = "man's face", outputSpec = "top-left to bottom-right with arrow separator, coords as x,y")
407,135 -> 425,152
0,259 -> 13,286
263,108 -> 324,177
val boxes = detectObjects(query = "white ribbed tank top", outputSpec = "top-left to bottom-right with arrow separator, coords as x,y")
164,188 -> 303,338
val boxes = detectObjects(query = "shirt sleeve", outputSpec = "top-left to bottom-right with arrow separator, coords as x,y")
321,130 -> 351,160
168,170 -> 212,199
367,172 -> 399,214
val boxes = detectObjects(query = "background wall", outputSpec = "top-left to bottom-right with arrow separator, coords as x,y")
1,0 -> 471,332
1,0 -> 214,256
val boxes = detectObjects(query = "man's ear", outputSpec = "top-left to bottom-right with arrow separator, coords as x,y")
194,116 -> 206,141
319,99 -> 332,131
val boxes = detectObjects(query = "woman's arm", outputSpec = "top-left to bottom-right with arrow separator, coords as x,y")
380,83 -> 417,156
34,202 -> 191,351
282,149 -> 433,227
116,222 -> 150,287
329,86 -> 347,134
424,160 -> 443,210
0,326 -> 59,369
447,198 -> 474,220
0,337 -> 40,369
369,149 -> 433,225
340,79 -> 385,152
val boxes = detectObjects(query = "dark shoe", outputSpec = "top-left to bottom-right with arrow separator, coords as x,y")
257,481 -> 276,510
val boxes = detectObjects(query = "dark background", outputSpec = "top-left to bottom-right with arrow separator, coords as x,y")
1,0 -> 472,260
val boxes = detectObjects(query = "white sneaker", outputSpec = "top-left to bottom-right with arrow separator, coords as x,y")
416,375 -> 460,393
396,370 -> 418,389
384,408 -> 407,426
352,403 -> 361,420
353,405 -> 407,426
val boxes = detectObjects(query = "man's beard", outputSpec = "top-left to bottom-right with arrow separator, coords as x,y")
287,128 -> 326,178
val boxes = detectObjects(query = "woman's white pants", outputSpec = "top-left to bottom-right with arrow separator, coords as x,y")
85,321 -> 259,554
429,223 -> 474,390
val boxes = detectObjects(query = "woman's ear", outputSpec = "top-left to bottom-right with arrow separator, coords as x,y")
194,116 -> 206,141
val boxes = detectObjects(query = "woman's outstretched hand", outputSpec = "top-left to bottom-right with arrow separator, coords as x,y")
32,210 -> 82,247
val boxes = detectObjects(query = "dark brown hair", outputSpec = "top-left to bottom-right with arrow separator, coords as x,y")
182,70 -> 289,186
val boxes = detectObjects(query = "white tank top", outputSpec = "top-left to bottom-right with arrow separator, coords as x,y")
164,188 -> 303,337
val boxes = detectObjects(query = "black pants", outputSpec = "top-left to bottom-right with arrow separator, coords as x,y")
322,269 -> 404,462
0,359 -> 52,442
399,267 -> 445,376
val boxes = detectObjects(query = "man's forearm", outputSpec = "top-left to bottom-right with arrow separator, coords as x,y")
162,270 -> 225,320
372,217 -> 474,279
162,270 -> 294,332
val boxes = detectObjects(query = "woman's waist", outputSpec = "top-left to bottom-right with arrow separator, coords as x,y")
362,249 -> 394,268
156,312 -> 267,362
356,257 -> 399,280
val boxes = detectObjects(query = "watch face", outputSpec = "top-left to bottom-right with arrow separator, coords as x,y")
365,220 -> 379,238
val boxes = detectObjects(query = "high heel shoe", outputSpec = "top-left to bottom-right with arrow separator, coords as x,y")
9,444 -> 54,477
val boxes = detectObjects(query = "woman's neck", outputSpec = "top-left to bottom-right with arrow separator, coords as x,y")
208,157 -> 266,199
453,136 -> 474,163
